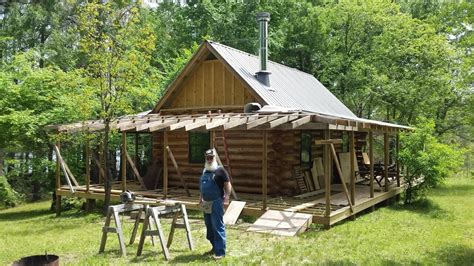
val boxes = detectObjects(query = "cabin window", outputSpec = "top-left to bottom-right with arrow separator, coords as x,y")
188,132 -> 210,164
342,132 -> 348,152
300,132 -> 312,169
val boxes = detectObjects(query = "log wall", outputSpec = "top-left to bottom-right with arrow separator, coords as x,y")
150,129 -> 369,196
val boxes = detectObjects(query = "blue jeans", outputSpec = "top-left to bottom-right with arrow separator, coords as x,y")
203,198 -> 226,256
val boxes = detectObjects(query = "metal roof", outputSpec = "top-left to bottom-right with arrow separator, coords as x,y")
208,41 -> 357,119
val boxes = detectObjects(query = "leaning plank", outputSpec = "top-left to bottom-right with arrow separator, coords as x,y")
165,146 -> 191,196
60,156 -> 79,187
53,145 -> 75,193
223,201 -> 246,225
125,151 -> 146,189
91,153 -> 106,182
247,210 -> 312,236
329,144 -> 353,212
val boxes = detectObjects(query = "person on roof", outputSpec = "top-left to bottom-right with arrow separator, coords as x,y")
199,149 -> 231,260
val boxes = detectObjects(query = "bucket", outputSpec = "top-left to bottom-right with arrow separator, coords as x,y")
12,254 -> 59,266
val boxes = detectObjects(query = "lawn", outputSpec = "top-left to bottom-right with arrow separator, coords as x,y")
1,176 -> 473,265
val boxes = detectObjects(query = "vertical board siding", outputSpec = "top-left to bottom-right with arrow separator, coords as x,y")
165,59 -> 258,110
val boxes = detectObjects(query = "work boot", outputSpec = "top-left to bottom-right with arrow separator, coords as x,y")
212,254 -> 225,260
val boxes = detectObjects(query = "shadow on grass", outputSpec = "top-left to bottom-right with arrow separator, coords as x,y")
171,253 -> 213,263
0,208 -> 52,221
388,199 -> 453,219
430,244 -> 474,265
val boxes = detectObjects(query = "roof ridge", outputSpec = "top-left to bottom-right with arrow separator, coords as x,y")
208,40 -> 315,77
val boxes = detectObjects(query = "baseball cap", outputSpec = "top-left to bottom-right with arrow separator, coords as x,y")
205,149 -> 215,157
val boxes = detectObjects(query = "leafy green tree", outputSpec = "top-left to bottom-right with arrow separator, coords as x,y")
76,1 -> 159,212
0,50 -> 88,199
399,119 -> 464,204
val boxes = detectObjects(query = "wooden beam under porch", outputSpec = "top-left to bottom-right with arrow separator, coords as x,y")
56,180 -> 404,227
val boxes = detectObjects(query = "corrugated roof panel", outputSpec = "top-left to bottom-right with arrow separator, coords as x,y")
209,41 -> 357,119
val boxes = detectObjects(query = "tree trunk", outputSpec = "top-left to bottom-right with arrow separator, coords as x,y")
103,122 -> 112,215
0,148 -> 4,176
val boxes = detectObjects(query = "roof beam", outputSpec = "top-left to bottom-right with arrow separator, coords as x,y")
224,114 -> 258,130
148,118 -> 179,132
206,115 -> 231,130
247,113 -> 278,129
269,113 -> 299,128
185,116 -> 212,131
292,115 -> 311,129
169,116 -> 200,131
135,119 -> 165,131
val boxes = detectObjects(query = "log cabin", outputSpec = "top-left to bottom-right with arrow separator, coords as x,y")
48,13 -> 410,227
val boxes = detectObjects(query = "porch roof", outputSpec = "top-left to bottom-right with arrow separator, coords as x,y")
46,109 -> 412,134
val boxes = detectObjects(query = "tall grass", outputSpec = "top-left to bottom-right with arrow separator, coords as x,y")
1,176 -> 473,265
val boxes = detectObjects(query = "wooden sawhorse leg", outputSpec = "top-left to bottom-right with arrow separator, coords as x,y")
99,203 -> 143,257
137,206 -> 170,260
167,204 -> 194,250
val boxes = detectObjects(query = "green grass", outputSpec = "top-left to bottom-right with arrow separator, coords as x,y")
1,176 -> 473,265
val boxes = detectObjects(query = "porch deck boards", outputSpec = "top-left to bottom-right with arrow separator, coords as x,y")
58,179 -> 403,226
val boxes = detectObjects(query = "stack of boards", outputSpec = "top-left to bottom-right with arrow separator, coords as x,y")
293,158 -> 325,193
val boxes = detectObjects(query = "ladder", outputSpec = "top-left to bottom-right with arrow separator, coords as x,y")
213,127 -> 238,200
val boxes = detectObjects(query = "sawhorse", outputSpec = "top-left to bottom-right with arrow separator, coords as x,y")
99,203 -> 144,257
137,203 -> 193,261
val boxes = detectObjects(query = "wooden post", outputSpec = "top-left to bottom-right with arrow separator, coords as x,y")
163,131 -> 168,199
210,130 -> 215,148
85,137 -> 90,193
384,132 -> 389,192
121,132 -> 127,192
262,131 -> 268,210
324,129 -> 331,217
396,133 -> 400,187
55,136 -> 61,216
99,138 -> 104,184
349,131 -> 355,205
369,131 -> 374,198
135,133 -> 139,171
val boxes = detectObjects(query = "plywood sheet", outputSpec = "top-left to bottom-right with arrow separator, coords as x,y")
338,152 -> 359,183
224,201 -> 246,225
313,157 -> 324,188
247,210 -> 312,236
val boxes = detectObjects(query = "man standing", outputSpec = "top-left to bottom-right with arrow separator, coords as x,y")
199,149 -> 231,260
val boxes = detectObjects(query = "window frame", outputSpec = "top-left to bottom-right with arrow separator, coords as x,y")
188,131 -> 210,164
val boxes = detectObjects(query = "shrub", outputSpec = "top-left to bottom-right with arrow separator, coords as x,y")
0,175 -> 21,208
399,119 -> 464,204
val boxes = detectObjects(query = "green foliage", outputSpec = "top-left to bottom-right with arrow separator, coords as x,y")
0,175 -> 21,208
399,119 -> 464,204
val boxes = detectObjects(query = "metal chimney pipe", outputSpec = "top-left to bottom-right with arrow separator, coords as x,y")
256,12 -> 271,86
